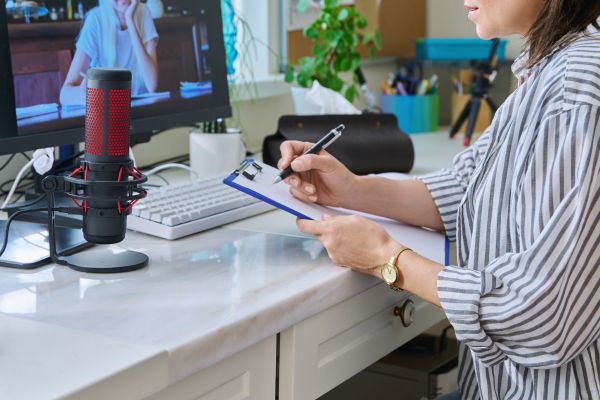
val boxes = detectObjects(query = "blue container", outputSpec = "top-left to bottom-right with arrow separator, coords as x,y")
415,38 -> 507,61
381,95 -> 439,134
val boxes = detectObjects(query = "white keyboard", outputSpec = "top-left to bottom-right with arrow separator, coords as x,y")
127,175 -> 273,240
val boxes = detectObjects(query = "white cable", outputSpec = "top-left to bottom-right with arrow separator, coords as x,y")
1,158 -> 35,211
143,163 -> 199,179
129,147 -> 137,167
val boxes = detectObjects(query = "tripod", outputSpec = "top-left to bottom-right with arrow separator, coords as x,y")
450,38 -> 500,146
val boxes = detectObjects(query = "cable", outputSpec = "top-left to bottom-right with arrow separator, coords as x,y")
0,154 -> 16,174
1,158 -> 36,210
143,163 -> 199,179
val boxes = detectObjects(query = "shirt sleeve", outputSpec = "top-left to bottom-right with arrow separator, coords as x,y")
138,4 -> 159,44
76,8 -> 100,62
438,104 -> 600,369
418,129 -> 492,240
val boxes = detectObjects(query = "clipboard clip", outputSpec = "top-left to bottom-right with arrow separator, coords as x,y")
235,160 -> 263,181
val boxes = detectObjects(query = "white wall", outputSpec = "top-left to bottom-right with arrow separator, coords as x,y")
427,0 -> 525,59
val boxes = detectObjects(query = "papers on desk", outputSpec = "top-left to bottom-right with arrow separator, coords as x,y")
224,161 -> 449,265
16,103 -> 58,120
180,81 -> 212,92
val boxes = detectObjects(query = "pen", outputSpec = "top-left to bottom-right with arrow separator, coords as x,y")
273,124 -> 345,184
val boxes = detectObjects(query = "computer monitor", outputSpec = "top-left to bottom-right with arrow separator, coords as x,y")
0,0 -> 231,156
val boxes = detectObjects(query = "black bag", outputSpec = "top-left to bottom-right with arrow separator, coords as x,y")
262,114 -> 414,175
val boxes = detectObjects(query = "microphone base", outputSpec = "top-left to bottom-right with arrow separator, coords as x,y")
62,249 -> 148,274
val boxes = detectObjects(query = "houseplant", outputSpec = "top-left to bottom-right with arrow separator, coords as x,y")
285,0 -> 382,103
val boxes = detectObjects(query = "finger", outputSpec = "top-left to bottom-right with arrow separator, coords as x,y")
290,153 -> 335,174
296,218 -> 326,235
284,173 -> 301,188
278,141 -> 313,169
290,187 -> 318,203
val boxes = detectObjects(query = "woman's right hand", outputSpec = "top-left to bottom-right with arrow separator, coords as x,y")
278,140 -> 359,208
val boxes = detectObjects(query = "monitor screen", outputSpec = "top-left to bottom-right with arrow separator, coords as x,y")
0,0 -> 231,155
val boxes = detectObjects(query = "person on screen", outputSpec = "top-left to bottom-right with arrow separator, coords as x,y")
60,0 -> 159,105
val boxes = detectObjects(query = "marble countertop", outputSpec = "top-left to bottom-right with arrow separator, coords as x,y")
0,132 -> 462,399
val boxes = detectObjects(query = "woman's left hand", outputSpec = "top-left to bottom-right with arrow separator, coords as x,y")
125,0 -> 139,25
297,214 -> 400,278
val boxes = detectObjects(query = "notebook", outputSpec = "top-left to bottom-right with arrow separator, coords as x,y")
223,160 -> 449,265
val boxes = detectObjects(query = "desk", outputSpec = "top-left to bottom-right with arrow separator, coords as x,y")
0,132 -> 465,400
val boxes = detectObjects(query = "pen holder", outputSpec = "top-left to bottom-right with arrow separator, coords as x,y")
380,94 -> 439,134
189,129 -> 246,177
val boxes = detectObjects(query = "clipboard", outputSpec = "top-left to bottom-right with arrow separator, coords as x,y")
223,160 -> 450,265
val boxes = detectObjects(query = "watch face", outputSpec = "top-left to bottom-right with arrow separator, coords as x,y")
382,263 -> 397,284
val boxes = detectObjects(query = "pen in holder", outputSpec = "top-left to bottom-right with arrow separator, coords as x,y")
189,120 -> 246,177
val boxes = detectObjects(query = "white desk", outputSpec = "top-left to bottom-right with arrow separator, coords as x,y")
0,132 -> 464,400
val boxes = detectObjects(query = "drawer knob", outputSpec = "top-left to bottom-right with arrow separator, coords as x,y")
394,299 -> 415,327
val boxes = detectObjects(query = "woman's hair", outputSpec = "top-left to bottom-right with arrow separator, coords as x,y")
97,0 -> 142,69
527,1 -> 600,67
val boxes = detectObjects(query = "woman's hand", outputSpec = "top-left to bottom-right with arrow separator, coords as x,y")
125,0 -> 139,26
278,140 -> 359,208
297,214 -> 400,278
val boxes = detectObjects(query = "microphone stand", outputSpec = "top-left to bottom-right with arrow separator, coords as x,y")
41,161 -> 148,274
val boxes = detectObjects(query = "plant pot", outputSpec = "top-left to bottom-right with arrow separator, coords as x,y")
189,129 -> 246,177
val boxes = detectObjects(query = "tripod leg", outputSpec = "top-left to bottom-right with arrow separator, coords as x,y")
485,96 -> 498,115
450,101 -> 472,138
464,97 -> 481,146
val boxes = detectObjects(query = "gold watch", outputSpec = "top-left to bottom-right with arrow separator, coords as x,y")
381,247 -> 412,292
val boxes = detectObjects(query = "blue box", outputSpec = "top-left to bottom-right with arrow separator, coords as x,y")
415,38 -> 507,61
380,95 -> 439,134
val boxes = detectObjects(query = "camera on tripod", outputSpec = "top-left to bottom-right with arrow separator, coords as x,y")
450,38 -> 501,146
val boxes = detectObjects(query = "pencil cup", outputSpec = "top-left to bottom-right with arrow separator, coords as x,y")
189,129 -> 246,177
380,94 -> 439,134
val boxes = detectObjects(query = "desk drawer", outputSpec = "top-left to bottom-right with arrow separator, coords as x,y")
279,284 -> 445,400
146,336 -> 276,400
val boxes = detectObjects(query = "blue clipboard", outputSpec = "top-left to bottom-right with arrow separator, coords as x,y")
224,160 -> 451,266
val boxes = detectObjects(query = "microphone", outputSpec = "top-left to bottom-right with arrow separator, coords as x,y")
82,68 -> 135,244
41,68 -> 148,273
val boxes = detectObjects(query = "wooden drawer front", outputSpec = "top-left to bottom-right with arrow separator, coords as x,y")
146,336 -> 276,400
279,284 -> 445,400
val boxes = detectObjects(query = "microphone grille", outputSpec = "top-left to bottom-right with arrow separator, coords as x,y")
107,88 -> 131,157
85,87 -> 105,156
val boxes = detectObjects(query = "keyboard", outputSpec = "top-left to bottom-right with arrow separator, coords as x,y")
127,175 -> 273,240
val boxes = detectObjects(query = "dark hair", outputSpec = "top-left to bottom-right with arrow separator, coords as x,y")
527,1 -> 600,67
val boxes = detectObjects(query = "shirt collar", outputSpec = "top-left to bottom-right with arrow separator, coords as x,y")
511,17 -> 600,85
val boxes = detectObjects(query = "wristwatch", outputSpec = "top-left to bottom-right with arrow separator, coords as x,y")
381,247 -> 412,292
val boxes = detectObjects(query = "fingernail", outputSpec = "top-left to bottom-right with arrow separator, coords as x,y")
305,185 -> 315,194
290,177 -> 299,187
309,195 -> 317,202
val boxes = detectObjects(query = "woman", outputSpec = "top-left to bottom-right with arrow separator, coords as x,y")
279,1 -> 600,398
60,0 -> 159,105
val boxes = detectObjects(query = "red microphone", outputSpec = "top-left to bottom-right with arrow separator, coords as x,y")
80,68 -> 141,244
42,68 -> 148,273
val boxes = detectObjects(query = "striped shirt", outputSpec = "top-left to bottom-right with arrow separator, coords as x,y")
420,20 -> 600,399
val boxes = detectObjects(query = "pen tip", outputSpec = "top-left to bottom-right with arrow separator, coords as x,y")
273,177 -> 282,184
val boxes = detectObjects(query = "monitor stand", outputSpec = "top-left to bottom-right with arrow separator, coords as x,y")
0,218 -> 91,270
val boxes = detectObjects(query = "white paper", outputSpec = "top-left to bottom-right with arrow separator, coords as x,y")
226,161 -> 447,264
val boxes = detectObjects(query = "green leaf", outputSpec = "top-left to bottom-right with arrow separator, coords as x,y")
284,66 -> 295,83
338,8 -> 349,21
303,25 -> 319,40
374,31 -> 383,50
368,46 -> 376,61
322,74 -> 345,92
312,43 -> 329,58
324,30 -> 342,46
362,32 -> 373,45
296,0 -> 310,13
323,0 -> 339,10
356,17 -> 367,30
344,85 -> 358,103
